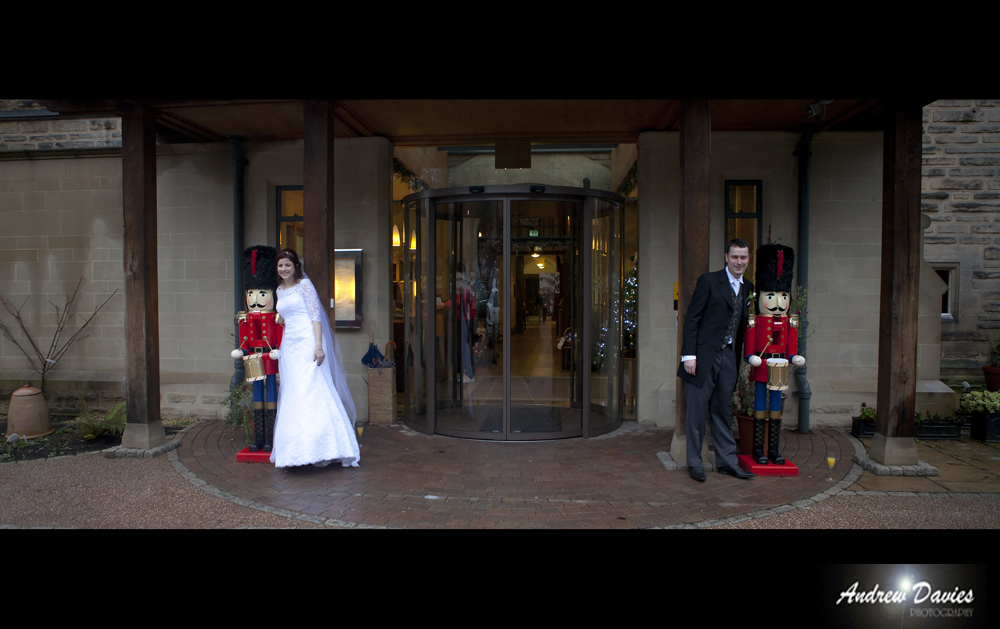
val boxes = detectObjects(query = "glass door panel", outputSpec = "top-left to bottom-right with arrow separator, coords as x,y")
404,200 -> 429,431
432,200 -> 504,436
508,199 -> 583,435
589,197 -> 622,433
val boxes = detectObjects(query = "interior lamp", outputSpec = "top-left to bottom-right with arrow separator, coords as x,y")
410,230 -> 416,250
393,225 -> 401,247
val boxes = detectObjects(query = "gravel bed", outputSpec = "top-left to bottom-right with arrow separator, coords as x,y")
712,493 -> 1000,529
0,451 -> 327,529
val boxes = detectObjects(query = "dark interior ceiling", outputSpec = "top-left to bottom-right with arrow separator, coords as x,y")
33,99 -> 889,147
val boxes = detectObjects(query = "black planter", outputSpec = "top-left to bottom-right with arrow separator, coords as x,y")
914,422 -> 962,440
851,417 -> 876,438
970,412 -> 1000,443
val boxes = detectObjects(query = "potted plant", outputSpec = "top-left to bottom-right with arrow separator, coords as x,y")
732,361 -> 762,455
960,390 -> 1000,443
851,402 -> 877,438
984,342 -> 1000,392
913,411 -> 963,440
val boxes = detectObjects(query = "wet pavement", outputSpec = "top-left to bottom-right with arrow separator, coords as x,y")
170,419 -> 1000,529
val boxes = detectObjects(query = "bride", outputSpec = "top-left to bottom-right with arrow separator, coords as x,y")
268,248 -> 360,468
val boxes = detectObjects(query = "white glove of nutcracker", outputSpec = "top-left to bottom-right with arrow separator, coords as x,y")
791,355 -> 805,366
748,355 -> 762,367
269,349 -> 280,360
230,349 -> 243,360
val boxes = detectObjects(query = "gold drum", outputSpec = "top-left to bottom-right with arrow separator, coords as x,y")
766,358 -> 789,391
243,353 -> 266,382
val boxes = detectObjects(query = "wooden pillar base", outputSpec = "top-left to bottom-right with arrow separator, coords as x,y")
121,420 -> 167,450
869,432 -> 918,466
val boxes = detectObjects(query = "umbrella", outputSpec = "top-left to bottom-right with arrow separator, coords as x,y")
361,331 -> 385,367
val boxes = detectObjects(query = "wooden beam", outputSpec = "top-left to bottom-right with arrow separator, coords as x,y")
120,104 -> 166,449
303,100 -> 335,323
156,110 -> 228,142
871,100 -> 923,466
654,100 -> 681,131
674,100 -> 711,458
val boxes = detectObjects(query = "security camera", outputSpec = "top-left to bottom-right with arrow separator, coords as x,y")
805,103 -> 822,117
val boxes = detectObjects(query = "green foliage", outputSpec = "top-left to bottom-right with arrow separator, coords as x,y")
616,163 -> 637,198
223,382 -> 254,444
914,411 -> 962,425
858,402 -> 877,423
989,341 -> 1000,368
959,390 -> 1000,414
731,360 -> 755,416
393,158 -> 429,192
76,396 -> 126,441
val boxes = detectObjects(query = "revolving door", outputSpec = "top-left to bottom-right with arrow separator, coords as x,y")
401,184 -> 625,440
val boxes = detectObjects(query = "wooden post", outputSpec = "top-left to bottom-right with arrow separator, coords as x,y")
871,100 -> 923,466
120,104 -> 166,449
671,100 -> 711,464
303,100 -> 335,324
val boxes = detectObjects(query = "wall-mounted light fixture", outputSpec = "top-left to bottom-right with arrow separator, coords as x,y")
410,230 -> 416,250
393,225 -> 401,247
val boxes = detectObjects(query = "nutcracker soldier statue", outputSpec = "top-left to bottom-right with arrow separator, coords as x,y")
745,243 -> 804,467
230,245 -> 283,454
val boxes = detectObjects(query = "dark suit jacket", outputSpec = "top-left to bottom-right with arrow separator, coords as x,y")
676,269 -> 753,388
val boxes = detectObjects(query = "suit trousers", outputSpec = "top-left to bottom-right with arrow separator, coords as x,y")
685,344 -> 738,470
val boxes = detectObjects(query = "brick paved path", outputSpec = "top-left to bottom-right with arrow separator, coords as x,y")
177,420 -> 855,529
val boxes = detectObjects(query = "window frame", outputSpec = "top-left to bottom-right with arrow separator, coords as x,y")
723,179 -> 763,276
276,184 -> 304,254
931,262 -> 959,323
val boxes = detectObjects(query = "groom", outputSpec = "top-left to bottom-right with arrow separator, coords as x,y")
677,238 -> 756,482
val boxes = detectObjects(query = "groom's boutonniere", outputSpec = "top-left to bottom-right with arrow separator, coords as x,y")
746,289 -> 756,313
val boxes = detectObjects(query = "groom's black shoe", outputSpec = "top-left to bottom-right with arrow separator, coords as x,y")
689,467 -> 706,482
718,464 -> 755,479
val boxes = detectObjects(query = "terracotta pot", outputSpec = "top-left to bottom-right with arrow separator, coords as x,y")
6,385 -> 54,439
982,366 -> 1000,392
734,413 -> 768,456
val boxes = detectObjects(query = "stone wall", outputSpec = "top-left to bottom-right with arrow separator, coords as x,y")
0,101 -> 121,151
1,138 -> 395,422
921,100 -> 1000,384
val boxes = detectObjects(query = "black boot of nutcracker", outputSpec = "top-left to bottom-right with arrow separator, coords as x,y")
263,408 -> 276,453
250,408 -> 265,452
752,411 -> 768,465
767,411 -> 786,465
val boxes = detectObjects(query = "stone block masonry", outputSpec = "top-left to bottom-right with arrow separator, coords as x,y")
923,100 -> 1000,383
0,102 -> 120,152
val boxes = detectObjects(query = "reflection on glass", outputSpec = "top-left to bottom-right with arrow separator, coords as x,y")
433,201 -> 504,435
590,199 -> 622,429
404,201 -> 427,423
508,199 -> 582,434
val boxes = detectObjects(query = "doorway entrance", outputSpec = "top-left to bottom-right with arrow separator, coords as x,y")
401,184 -> 624,440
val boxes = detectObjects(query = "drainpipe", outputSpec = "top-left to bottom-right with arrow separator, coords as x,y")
793,131 -> 813,433
230,136 -> 247,390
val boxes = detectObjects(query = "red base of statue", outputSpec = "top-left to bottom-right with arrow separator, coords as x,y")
237,447 -> 273,463
737,454 -> 799,477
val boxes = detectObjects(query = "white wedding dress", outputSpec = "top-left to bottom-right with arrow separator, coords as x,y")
270,276 -> 360,468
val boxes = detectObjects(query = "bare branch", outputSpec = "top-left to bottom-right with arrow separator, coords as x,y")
0,293 -> 46,364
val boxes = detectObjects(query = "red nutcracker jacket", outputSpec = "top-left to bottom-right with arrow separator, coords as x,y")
744,313 -> 798,383
237,311 -> 284,376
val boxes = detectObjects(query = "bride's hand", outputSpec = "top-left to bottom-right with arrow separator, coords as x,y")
314,348 -> 325,366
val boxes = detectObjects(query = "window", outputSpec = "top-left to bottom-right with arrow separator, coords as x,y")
724,180 -> 762,277
277,186 -> 304,258
931,263 -> 959,322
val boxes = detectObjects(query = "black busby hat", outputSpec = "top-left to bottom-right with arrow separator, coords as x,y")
243,245 -> 279,290
755,244 -> 795,293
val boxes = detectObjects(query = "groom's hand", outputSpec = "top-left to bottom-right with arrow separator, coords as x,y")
684,359 -> 696,376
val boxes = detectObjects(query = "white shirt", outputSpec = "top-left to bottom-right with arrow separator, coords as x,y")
681,268 -> 743,363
